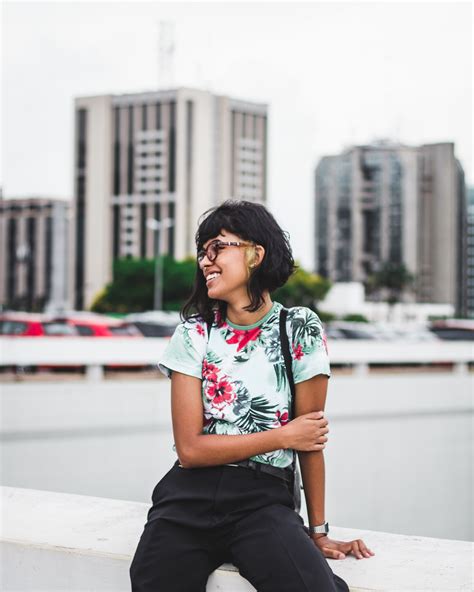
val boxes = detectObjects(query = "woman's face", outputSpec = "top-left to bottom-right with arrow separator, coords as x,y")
198,230 -> 258,303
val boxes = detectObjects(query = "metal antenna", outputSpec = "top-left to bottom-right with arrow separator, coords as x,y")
158,21 -> 175,89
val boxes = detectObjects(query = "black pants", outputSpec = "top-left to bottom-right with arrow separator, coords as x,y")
130,462 -> 349,592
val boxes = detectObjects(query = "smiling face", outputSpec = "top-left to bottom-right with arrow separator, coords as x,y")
198,230 -> 260,304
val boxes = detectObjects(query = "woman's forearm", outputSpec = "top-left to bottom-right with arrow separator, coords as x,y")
298,450 -> 325,527
178,429 -> 287,468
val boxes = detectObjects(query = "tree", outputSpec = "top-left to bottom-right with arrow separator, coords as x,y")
90,256 -> 196,313
367,261 -> 415,306
272,266 -> 332,311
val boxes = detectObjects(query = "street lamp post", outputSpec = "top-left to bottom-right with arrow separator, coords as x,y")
146,217 -> 173,311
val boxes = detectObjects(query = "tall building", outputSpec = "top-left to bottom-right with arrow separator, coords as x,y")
0,196 -> 71,312
73,88 -> 268,309
464,186 -> 474,318
314,141 -> 466,311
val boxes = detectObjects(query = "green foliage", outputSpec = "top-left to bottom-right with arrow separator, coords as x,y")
342,313 -> 369,323
90,257 -> 331,315
315,310 -> 337,323
90,256 -> 196,313
366,261 -> 415,305
272,266 -> 331,310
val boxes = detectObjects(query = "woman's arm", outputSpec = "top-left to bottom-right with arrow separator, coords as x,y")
295,374 -> 329,529
296,374 -> 375,560
171,371 -> 327,468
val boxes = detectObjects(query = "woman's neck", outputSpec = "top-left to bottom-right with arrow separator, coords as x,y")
225,293 -> 273,327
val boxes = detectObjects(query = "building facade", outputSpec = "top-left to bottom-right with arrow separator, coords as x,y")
72,88 -> 268,309
0,196 -> 71,312
314,141 -> 466,311
464,187 -> 474,318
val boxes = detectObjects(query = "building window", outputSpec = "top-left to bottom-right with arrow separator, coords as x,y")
113,205 -> 120,259
26,217 -> 36,310
168,202 -> 175,257
44,216 -> 52,302
6,217 -> 17,304
113,107 -> 120,195
168,101 -> 176,192
140,203 -> 147,258
127,105 -> 134,194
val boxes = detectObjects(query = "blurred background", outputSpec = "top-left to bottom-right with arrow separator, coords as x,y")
1,1 -> 472,543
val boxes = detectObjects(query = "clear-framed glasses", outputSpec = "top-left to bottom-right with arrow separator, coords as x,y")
197,239 -> 254,264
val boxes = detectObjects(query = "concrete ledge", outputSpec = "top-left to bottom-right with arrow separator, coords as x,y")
1,486 -> 472,591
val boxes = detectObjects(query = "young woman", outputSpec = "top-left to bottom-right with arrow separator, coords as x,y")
130,200 -> 374,592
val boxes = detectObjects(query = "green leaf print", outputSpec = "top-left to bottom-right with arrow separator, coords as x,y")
181,324 -> 195,352
206,350 -> 223,366
273,361 -> 289,393
261,326 -> 281,363
251,448 -> 290,467
234,353 -> 250,364
289,308 -> 323,353
232,381 -> 252,416
234,395 -> 278,434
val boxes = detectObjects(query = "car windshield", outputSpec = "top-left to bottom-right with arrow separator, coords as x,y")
0,320 -> 28,335
42,322 -> 77,336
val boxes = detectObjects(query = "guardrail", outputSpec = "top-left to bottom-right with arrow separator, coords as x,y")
2,486 -> 471,591
1,337 -> 473,379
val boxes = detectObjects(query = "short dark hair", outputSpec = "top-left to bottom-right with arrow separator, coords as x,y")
182,200 -> 296,323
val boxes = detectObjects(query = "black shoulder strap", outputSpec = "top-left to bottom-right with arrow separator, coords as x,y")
206,319 -> 212,341
279,308 -> 295,420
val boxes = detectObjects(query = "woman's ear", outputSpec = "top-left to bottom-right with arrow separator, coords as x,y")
251,245 -> 265,268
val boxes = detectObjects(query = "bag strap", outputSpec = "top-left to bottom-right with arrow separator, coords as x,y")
279,307 -> 295,420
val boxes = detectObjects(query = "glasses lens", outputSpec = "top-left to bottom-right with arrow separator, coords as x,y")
208,242 -> 219,261
197,241 -> 219,263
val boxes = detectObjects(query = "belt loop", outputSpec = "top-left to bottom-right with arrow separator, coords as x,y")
255,462 -> 262,479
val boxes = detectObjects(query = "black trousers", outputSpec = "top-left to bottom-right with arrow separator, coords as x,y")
130,462 -> 349,592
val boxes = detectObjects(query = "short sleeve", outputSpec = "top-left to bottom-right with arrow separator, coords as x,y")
287,307 -> 330,383
158,318 -> 207,380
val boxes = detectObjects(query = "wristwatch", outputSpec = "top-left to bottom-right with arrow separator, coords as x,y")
309,521 -> 329,535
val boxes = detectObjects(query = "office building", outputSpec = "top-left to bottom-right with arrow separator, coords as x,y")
314,141 -> 466,311
464,186 -> 474,318
0,196 -> 71,312
73,88 -> 268,309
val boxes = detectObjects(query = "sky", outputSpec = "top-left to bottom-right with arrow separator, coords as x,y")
2,0 -> 472,269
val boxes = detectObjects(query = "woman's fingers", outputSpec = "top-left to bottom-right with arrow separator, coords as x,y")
358,539 -> 375,557
322,546 -> 345,560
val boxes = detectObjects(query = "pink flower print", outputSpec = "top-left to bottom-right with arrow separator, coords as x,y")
196,323 -> 205,337
202,360 -> 219,382
322,331 -> 329,354
206,378 -> 236,410
226,327 -> 262,352
292,343 -> 304,360
276,410 -> 289,426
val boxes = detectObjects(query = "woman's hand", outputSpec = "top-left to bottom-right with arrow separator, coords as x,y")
311,535 -> 375,560
280,411 -> 328,452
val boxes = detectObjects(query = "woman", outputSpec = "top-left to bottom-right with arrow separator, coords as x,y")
130,200 -> 374,592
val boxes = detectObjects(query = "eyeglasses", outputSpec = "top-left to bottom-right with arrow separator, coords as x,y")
197,240 -> 254,264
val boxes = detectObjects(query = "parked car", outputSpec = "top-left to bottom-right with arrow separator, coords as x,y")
125,311 -> 181,338
52,313 -> 143,337
0,312 -> 78,337
429,319 -> 474,341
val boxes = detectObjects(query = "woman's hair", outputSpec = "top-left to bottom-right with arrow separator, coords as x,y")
182,200 -> 296,323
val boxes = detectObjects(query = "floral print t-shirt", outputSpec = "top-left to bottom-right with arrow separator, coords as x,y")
158,301 -> 330,469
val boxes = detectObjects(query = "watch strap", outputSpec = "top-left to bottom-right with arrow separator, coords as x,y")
309,521 -> 329,535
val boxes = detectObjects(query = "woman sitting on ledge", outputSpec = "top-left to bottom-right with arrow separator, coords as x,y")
130,200 -> 374,592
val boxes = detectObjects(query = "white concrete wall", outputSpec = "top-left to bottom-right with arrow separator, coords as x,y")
1,336 -> 472,367
1,486 -> 472,592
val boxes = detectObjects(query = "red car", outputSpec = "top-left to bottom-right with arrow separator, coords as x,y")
53,314 -> 143,337
0,312 -> 77,337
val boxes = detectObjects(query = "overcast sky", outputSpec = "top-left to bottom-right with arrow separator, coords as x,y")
2,1 -> 472,268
